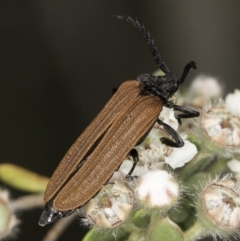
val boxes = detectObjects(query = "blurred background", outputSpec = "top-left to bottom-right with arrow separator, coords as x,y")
0,0 -> 240,240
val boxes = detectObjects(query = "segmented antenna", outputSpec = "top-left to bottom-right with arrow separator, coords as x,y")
116,15 -> 170,74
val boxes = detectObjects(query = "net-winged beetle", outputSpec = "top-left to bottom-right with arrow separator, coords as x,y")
39,15 -> 200,226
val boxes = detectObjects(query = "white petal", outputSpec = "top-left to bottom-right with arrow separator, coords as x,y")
118,160 -> 133,175
119,159 -> 148,176
190,75 -> 222,98
225,89 -> 240,117
227,159 -> 240,173
159,107 -> 179,130
165,140 -> 198,169
135,170 -> 179,207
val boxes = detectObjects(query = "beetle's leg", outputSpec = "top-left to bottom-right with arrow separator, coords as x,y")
157,119 -> 184,147
173,105 -> 200,125
178,61 -> 197,84
126,149 -> 139,180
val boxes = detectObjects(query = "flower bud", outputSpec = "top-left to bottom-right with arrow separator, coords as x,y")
135,170 -> 180,211
227,159 -> 240,179
186,75 -> 222,108
225,89 -> 240,117
138,127 -> 172,165
196,175 -> 240,238
84,181 -> 133,228
201,98 -> 240,157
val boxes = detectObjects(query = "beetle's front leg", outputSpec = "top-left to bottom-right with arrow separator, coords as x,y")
157,119 -> 184,147
172,104 -> 200,125
126,149 -> 139,180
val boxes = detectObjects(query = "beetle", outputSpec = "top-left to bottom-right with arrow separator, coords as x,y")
39,15 -> 199,226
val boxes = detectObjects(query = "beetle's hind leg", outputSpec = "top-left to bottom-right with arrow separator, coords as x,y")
157,119 -> 184,148
173,104 -> 200,125
126,149 -> 139,180
114,149 -> 139,180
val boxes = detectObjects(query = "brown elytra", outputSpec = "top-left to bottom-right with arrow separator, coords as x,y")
44,80 -> 162,211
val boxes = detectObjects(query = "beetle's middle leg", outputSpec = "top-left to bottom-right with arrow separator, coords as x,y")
172,104 -> 200,125
157,119 -> 184,148
126,148 -> 139,180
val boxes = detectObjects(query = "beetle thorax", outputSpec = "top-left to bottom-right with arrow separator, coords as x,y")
137,73 -> 179,101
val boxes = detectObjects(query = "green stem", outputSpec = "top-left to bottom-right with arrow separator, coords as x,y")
150,213 -> 162,225
176,152 -> 213,180
183,220 -> 204,241
123,222 -> 141,233
41,215 -> 75,241
10,193 -> 44,212
205,156 -> 231,175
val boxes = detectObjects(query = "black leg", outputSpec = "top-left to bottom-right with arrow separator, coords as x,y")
173,104 -> 200,125
157,119 -> 184,148
126,149 -> 139,180
178,61 -> 197,85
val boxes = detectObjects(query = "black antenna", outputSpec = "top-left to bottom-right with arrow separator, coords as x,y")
115,15 -> 170,74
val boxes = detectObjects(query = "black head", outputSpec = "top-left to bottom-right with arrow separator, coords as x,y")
137,73 -> 178,101
137,61 -> 197,102
116,15 -> 197,102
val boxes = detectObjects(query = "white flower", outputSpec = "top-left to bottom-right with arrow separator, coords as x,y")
165,139 -> 198,169
227,159 -> 240,172
120,128 -> 171,174
185,75 -> 222,107
120,105 -> 196,173
201,101 -> 240,152
135,170 -> 179,209
227,159 -> 240,179
225,89 -> 240,117
196,175 -> 240,239
84,181 -> 133,228
159,107 -> 179,131
119,159 -> 149,177
190,75 -> 222,98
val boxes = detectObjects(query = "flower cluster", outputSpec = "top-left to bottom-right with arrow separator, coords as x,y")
195,175 -> 240,239
80,75 -> 240,241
